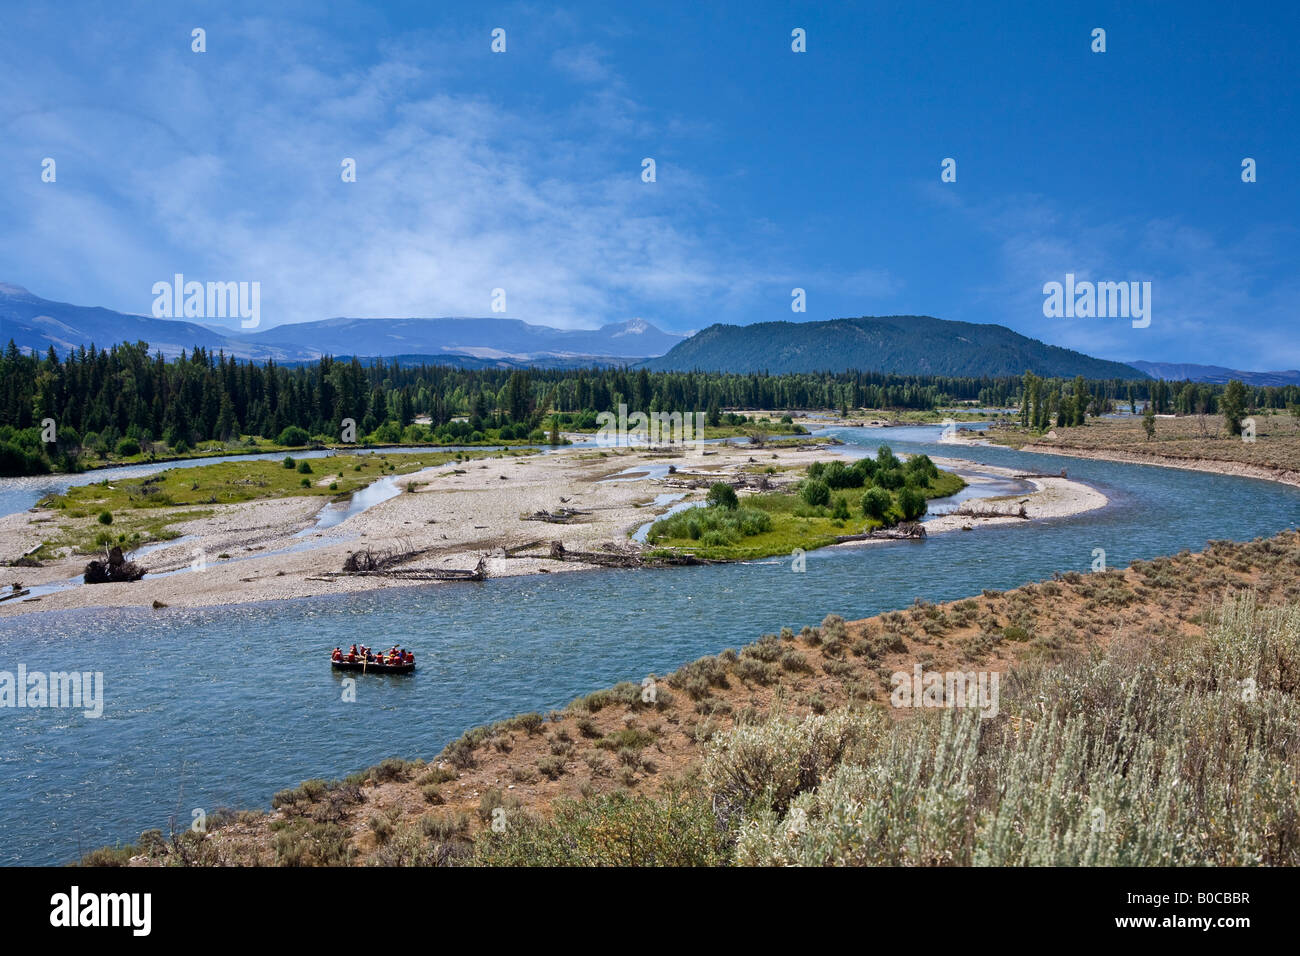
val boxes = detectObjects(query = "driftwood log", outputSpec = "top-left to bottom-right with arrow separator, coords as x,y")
546,540 -> 717,567
836,521 -> 928,543
0,585 -> 31,603
339,550 -> 487,581
945,504 -> 1029,519
522,508 -> 591,524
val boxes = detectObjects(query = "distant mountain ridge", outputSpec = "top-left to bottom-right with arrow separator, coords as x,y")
0,284 -> 684,365
12,284 -> 1289,384
1128,361 -> 1300,387
643,315 -> 1148,379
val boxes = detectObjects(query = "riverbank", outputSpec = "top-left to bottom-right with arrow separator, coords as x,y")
1,439 -> 1108,617
99,528 -> 1300,866
945,413 -> 1300,489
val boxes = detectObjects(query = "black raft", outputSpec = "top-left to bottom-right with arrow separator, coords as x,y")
331,658 -> 415,674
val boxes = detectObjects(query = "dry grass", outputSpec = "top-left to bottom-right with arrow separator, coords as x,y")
989,412 -> 1300,477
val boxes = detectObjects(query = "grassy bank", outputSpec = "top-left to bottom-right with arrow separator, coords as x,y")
31,448 -> 533,558
15,430 -> 550,478
975,412 -> 1300,476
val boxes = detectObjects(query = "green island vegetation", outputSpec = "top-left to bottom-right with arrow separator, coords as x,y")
644,447 -> 965,561
29,448 -> 531,559
7,340 -> 1294,477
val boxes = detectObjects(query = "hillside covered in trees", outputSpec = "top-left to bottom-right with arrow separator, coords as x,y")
644,314 -> 1145,379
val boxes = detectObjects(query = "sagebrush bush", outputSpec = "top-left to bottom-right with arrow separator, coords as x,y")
730,595 -> 1300,866
471,789 -> 730,866
703,709 -> 873,822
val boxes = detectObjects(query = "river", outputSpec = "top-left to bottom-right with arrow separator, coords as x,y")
1,425 -> 1299,864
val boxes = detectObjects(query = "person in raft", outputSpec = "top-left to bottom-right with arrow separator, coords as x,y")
334,645 -> 413,665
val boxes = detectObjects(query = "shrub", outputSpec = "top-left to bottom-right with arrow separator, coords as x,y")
735,657 -> 777,685
874,468 -> 905,490
780,650 -> 813,673
904,453 -> 939,482
421,811 -> 469,842
706,482 -> 739,510
368,812 -> 395,844
273,822 -> 351,866
648,504 -> 770,546
704,710 -> 871,819
416,766 -> 458,786
471,789 -> 729,866
800,478 -> 831,508
506,712 -> 545,735
277,425 -> 311,446
283,456 -> 295,469
420,784 -> 444,804
115,439 -> 141,457
734,595 -> 1300,866
537,756 -> 567,780
596,727 -> 654,751
78,844 -> 136,866
97,510 -> 113,525
297,460 -> 313,474
370,757 -> 419,783
822,460 -> 856,489
896,487 -> 928,521
862,487 -> 891,520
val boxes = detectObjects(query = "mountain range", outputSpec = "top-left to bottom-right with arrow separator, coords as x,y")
0,284 -> 684,367
8,283 -> 1292,384
644,315 -> 1146,379
1127,361 -> 1300,387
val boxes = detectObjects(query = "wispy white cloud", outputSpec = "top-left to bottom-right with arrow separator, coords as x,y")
0,7 -> 831,332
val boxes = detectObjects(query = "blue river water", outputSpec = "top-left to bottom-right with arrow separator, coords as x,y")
2,425 -> 1299,864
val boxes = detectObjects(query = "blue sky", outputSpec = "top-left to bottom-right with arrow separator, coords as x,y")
2,0 -> 1297,368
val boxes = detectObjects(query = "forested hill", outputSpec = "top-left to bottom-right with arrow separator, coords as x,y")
643,315 -> 1145,379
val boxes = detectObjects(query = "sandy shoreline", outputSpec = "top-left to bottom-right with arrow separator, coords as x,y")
1,440 -> 1109,618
